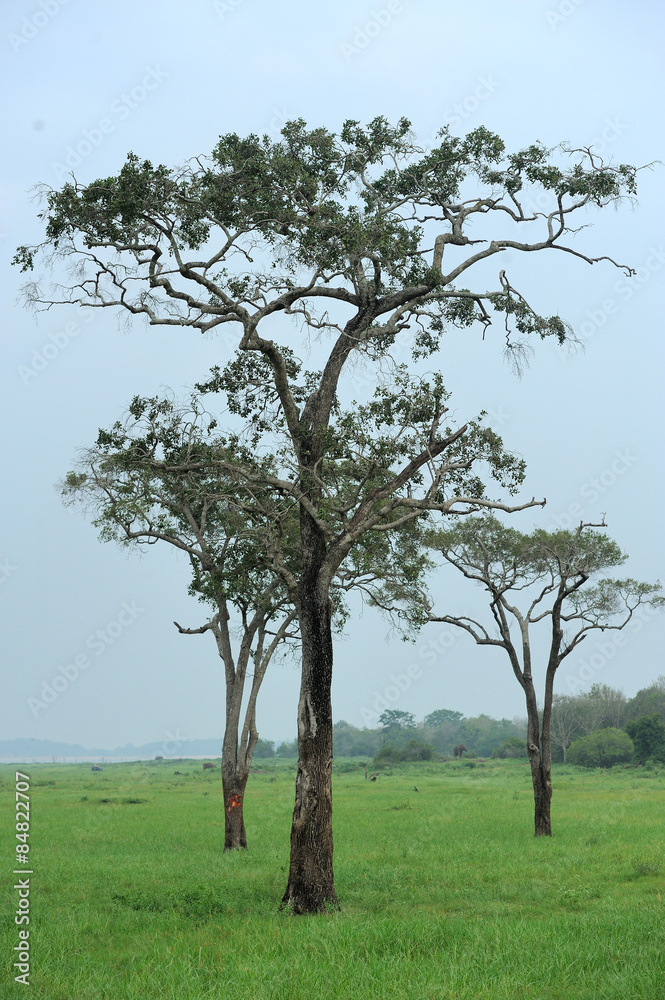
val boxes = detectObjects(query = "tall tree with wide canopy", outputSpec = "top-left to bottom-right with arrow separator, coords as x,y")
427,517 -> 663,835
16,117 -> 640,910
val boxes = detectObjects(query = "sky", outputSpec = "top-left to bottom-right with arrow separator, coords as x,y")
1,0 -> 664,752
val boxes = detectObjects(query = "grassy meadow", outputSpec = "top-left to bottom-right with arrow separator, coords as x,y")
2,757 -> 664,999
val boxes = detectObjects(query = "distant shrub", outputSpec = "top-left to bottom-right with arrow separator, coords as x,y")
491,737 -> 528,759
252,738 -> 275,759
373,738 -> 433,768
399,738 -> 434,762
625,715 -> 665,765
373,741 -> 402,769
568,728 -> 634,769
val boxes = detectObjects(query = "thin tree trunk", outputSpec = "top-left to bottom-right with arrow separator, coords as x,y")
222,769 -> 249,850
280,583 -> 338,913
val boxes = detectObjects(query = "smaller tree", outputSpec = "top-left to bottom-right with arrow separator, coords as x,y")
459,715 -> 519,757
626,678 -> 665,724
625,715 -> 665,764
378,710 -> 416,732
567,729 -> 634,769
428,517 -> 663,835
62,396 -> 299,851
550,694 -> 584,762
252,739 -> 276,759
424,709 -> 464,728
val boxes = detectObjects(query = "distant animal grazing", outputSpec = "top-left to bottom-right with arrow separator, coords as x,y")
173,770 -> 183,775
202,762 -> 216,770
91,765 -> 103,771
453,744 -> 467,760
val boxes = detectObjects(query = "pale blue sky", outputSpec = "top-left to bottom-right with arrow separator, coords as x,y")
1,0 -> 663,750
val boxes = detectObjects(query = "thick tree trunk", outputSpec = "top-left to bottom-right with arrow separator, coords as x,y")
222,770 -> 249,850
280,584 -> 338,913
525,709 -> 552,836
528,755 -> 552,836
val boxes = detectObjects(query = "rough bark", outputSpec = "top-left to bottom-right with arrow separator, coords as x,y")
222,770 -> 249,850
528,750 -> 553,837
280,578 -> 338,913
525,682 -> 552,837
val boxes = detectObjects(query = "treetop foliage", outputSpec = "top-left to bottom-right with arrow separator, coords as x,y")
378,709 -> 416,731
430,516 -> 663,640
15,117 -> 640,368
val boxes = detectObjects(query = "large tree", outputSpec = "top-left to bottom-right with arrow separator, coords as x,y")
62,393 -> 433,850
15,118 -> 640,910
427,517 -> 663,835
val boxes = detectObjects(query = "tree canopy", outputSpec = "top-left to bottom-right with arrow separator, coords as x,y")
16,118 -> 639,374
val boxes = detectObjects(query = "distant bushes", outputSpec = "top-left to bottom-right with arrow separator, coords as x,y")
624,715 -> 665,764
491,737 -> 527,759
252,738 -> 276,758
567,728 -> 634,769
331,711 -> 526,761
373,738 -> 434,769
274,739 -> 299,758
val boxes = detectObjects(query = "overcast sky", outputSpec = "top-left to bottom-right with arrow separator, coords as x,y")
1,0 -> 663,752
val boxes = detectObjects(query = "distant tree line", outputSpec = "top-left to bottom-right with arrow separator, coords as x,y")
257,676 -> 665,770
260,706 -> 527,763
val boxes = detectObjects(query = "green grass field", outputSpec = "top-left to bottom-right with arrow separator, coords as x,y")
2,758 -> 664,999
